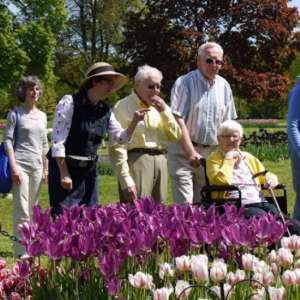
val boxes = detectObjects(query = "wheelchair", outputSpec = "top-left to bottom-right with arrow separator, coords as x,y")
197,159 -> 288,215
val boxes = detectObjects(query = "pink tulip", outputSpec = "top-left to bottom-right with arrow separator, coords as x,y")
271,263 -> 279,277
281,235 -> 300,250
242,253 -> 258,272
190,255 -> 209,283
251,288 -> 265,300
9,292 -> 22,300
153,286 -> 173,300
0,260 -> 6,270
159,263 -> 175,280
175,255 -> 191,272
210,259 -> 227,283
276,248 -> 294,268
267,250 -> 277,264
175,280 -> 190,299
293,268 -> 300,285
282,270 -> 297,286
262,271 -> 275,286
268,286 -> 285,300
128,272 -> 154,289
226,269 -> 245,286
211,283 -> 231,299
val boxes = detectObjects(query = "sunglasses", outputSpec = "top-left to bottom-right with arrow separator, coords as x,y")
148,84 -> 161,90
205,58 -> 224,66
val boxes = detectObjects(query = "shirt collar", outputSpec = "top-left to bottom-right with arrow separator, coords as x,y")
196,69 -> 216,87
131,90 -> 149,108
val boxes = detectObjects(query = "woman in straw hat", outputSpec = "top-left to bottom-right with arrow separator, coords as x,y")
48,62 -> 148,216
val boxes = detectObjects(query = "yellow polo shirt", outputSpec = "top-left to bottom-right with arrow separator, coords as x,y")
109,91 -> 182,190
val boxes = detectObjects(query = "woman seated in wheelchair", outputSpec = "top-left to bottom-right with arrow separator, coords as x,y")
207,120 -> 300,234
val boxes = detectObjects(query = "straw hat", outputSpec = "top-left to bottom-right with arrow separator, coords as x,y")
80,62 -> 128,92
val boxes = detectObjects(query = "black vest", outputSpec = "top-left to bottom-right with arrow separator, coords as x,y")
65,91 -> 111,158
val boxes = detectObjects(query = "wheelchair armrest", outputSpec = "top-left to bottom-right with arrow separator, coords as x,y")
201,185 -> 242,208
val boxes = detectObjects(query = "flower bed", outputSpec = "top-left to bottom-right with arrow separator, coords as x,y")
2,198 -> 300,299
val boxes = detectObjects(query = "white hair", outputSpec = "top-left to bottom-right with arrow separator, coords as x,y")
197,42 -> 224,58
134,65 -> 163,84
217,120 -> 244,138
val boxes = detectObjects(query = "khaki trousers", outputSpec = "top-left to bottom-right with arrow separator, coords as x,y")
119,152 -> 168,202
12,164 -> 43,256
168,142 -> 217,204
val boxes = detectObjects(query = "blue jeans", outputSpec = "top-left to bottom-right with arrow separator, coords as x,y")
48,157 -> 98,217
290,149 -> 300,221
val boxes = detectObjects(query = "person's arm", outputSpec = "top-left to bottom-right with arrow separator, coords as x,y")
288,86 -> 300,158
109,109 -> 149,144
42,113 -> 49,184
174,115 -> 202,167
4,110 -> 22,184
148,96 -> 182,141
51,95 -> 73,190
206,151 -> 238,185
109,144 -> 137,201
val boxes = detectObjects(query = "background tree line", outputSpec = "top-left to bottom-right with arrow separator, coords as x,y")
0,0 -> 299,119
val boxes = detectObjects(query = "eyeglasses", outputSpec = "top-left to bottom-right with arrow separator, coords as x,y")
147,84 -> 161,90
205,58 -> 224,66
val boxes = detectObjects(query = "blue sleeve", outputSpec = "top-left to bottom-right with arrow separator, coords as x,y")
288,82 -> 300,157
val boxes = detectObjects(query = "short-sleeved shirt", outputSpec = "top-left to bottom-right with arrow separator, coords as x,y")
171,69 -> 237,145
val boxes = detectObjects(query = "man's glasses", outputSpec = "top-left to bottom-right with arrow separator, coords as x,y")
148,84 -> 161,90
205,58 -> 224,66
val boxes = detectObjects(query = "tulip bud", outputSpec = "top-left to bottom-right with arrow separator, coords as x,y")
277,248 -> 294,268
159,263 -> 175,280
153,286 -> 173,300
282,270 -> 297,286
268,286 -> 285,300
294,268 -> 300,285
175,255 -> 191,272
190,255 -> 209,283
226,269 -> 245,286
267,250 -> 277,264
251,288 -> 265,300
210,259 -> 227,283
175,280 -> 191,299
128,271 -> 154,289
242,253 -> 258,272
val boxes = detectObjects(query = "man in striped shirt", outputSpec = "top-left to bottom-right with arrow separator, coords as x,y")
168,42 -> 237,204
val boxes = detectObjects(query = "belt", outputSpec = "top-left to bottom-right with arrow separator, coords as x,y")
66,155 -> 97,169
192,141 -> 210,148
128,148 -> 167,155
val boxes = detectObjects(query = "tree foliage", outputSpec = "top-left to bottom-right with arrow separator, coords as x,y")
55,0 -> 143,90
0,0 -> 67,115
121,0 -> 300,103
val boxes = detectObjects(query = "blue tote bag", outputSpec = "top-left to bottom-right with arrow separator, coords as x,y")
0,110 -> 19,193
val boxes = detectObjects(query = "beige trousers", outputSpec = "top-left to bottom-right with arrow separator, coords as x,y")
168,142 -> 217,204
12,164 -> 43,256
119,152 -> 168,202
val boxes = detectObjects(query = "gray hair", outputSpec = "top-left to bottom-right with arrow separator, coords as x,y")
134,65 -> 163,85
16,76 -> 43,102
217,120 -> 244,138
197,42 -> 223,58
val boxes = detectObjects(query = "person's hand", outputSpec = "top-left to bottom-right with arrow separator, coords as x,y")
188,151 -> 202,168
133,108 -> 150,123
61,175 -> 73,190
149,96 -> 166,112
225,150 -> 242,165
123,186 -> 138,202
265,173 -> 279,188
11,166 -> 22,185
43,173 -> 48,184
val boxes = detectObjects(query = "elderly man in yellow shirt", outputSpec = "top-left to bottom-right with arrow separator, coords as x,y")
109,65 -> 182,202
